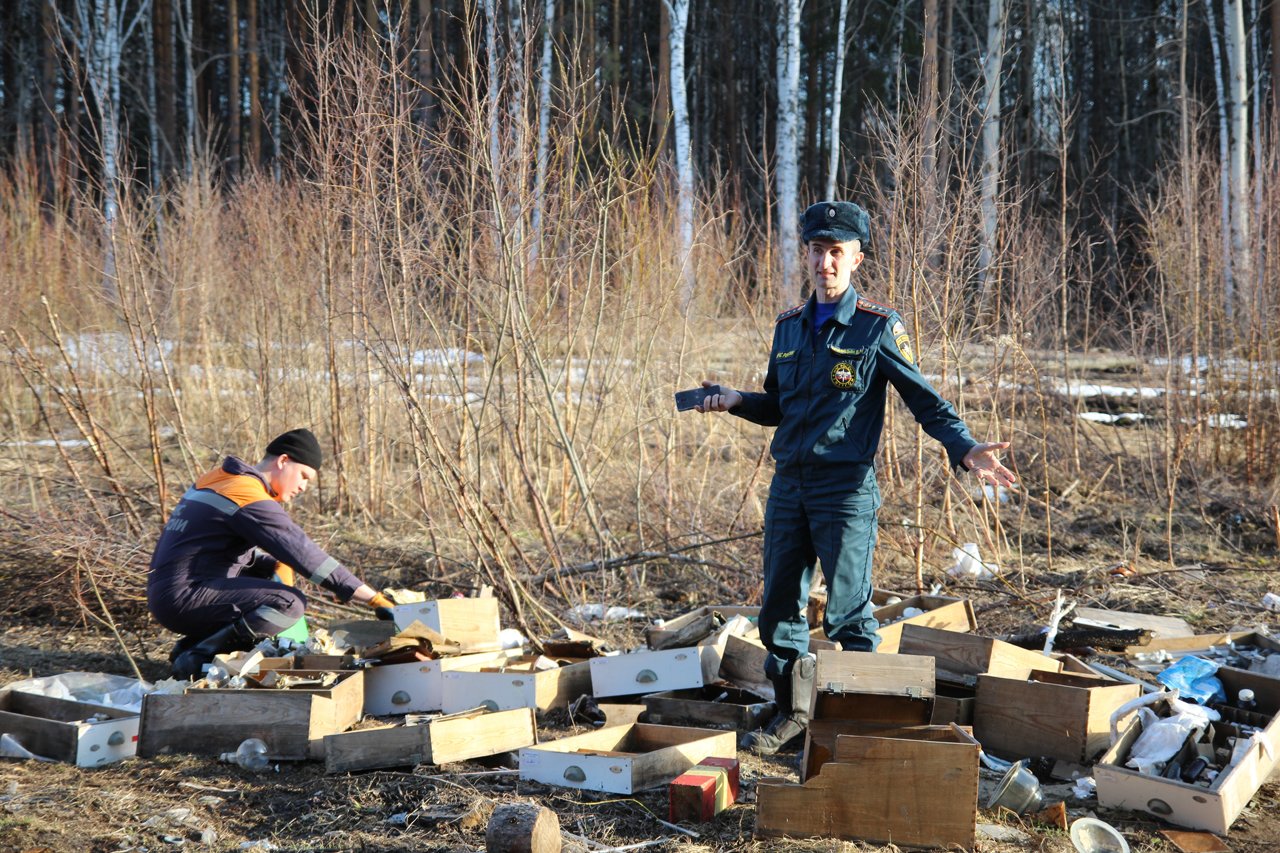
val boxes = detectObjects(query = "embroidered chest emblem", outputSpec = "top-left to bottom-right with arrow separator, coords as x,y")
831,361 -> 857,389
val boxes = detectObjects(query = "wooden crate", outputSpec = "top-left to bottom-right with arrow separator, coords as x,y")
519,723 -> 736,794
974,670 -> 1141,763
324,707 -> 535,773
138,669 -> 363,760
1095,671 -> 1280,835
757,729 -> 980,849
389,598 -> 502,652
873,595 -> 977,654
646,606 -> 760,650
811,650 -> 935,720
441,658 -> 591,714
641,686 -> 774,732
362,651 -> 513,715
589,648 -> 705,698
0,691 -> 139,767
930,682 -> 976,726
896,623 -> 1061,685
716,635 -> 774,700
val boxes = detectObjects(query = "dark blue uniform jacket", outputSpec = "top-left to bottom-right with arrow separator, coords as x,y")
732,286 -> 976,481
147,456 -> 363,629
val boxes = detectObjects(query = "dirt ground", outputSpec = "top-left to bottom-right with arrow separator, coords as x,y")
3,486 -> 1280,851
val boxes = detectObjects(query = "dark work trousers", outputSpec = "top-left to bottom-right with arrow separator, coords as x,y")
759,468 -> 881,678
149,573 -> 305,641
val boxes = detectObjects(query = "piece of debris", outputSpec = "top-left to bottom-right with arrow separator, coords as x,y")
1158,829 -> 1230,853
486,802 -> 561,853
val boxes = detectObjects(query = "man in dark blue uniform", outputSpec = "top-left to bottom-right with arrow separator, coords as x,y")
148,428 -> 394,678
694,201 -> 1017,754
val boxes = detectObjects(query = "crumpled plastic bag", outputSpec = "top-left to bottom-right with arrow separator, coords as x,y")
946,543 -> 999,579
1114,692 -> 1220,776
0,733 -> 54,762
1156,655 -> 1227,705
3,671 -> 152,713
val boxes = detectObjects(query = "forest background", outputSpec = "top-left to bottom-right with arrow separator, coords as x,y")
0,0 -> 1278,646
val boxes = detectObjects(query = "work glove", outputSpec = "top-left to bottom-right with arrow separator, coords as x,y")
368,592 -> 396,622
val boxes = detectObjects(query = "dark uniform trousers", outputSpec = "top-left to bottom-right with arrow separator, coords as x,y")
760,468 -> 881,678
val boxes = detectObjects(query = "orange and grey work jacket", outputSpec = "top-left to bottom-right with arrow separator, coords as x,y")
146,456 -> 362,624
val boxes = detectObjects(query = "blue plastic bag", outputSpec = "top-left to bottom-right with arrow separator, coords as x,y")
1156,655 -> 1227,705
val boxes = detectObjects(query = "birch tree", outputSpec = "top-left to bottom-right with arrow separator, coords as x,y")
1224,0 -> 1252,309
776,0 -> 801,302
532,0 -> 556,257
661,0 -> 695,304
825,0 -> 851,200
53,0 -> 151,298
1205,0 -> 1234,310
977,0 -> 1005,293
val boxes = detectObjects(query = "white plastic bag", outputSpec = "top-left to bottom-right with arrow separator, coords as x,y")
946,543 -> 998,579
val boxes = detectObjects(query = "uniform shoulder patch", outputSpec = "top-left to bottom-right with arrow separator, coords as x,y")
855,297 -> 893,317
775,303 -> 804,323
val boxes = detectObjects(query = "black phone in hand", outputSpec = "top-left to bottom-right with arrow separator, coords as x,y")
674,384 -> 721,411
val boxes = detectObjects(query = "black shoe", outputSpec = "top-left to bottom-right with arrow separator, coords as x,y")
171,618 -> 260,680
743,714 -> 806,755
168,634 -> 202,663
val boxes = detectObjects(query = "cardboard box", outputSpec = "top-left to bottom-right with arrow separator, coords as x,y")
519,723 -> 736,794
362,651 -> 513,715
138,669 -> 363,760
896,623 -> 1061,685
1095,670 -> 1280,835
641,685 -> 774,732
646,606 -> 759,650
756,729 -> 980,849
441,657 -> 591,714
589,648 -> 705,698
324,707 -> 536,773
390,598 -> 502,652
873,595 -> 977,654
0,690 -> 139,767
975,670 -> 1142,763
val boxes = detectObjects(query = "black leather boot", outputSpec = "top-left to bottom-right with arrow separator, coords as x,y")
742,654 -> 816,755
171,618 -> 261,680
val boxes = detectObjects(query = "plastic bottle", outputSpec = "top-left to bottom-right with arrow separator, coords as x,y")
220,738 -> 270,771
1238,689 -> 1258,712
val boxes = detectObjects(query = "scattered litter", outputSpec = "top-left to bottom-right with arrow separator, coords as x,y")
0,733 -> 54,762
238,842 -> 278,851
1261,592 -> 1280,612
499,628 -> 526,649
567,603 -> 647,623
1072,775 -> 1097,798
1156,657 -> 1225,705
977,823 -> 1032,843
946,543 -> 998,579
1158,828 -> 1231,853
2,671 -> 152,712
1113,693 -> 1219,775
1070,816 -> 1130,853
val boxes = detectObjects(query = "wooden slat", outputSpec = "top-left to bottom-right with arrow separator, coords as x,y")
898,624 -> 1061,679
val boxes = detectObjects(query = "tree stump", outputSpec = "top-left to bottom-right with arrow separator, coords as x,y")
485,802 -> 561,853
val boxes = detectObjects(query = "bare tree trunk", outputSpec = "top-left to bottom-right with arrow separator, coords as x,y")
978,0 -> 1005,296
1272,0 -> 1280,122
825,0 -> 850,200
484,0 -> 501,196
179,0 -> 196,177
776,0 -> 801,302
247,0 -> 261,170
1225,0 -> 1253,310
416,0 -> 435,126
656,1 -> 670,148
662,0 -> 695,304
1205,0 -> 1235,311
154,0 -> 176,175
228,0 -> 241,177
920,0 -> 939,185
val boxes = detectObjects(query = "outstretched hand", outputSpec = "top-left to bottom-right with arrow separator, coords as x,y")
694,380 -> 743,413
963,441 -> 1017,490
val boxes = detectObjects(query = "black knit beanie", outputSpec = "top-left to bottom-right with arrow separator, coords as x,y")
265,428 -> 323,470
